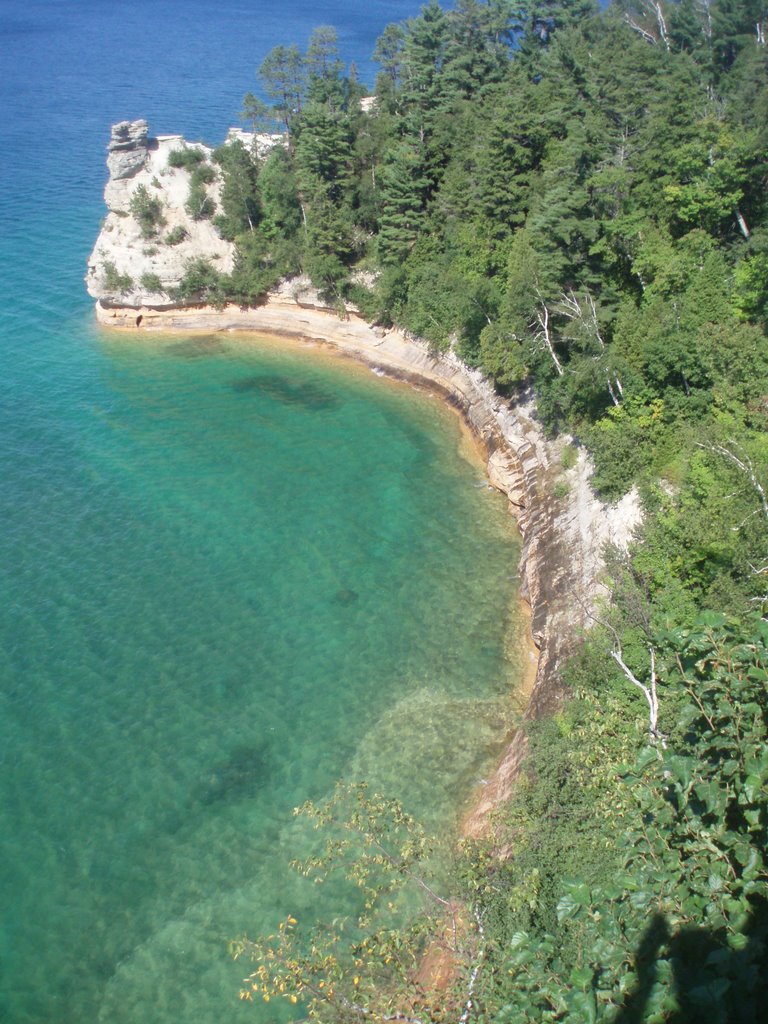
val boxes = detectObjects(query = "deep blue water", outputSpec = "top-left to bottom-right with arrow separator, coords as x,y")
0,3 -> 523,1021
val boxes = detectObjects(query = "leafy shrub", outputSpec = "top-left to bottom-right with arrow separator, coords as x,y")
553,480 -> 570,500
102,261 -> 133,293
191,163 -> 216,186
185,182 -> 216,221
561,443 -> 578,471
164,225 -> 188,246
173,258 -> 226,306
128,184 -> 165,239
167,147 -> 206,170
139,272 -> 165,294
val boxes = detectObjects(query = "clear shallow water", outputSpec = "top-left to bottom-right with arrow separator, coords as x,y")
0,2 -> 522,1021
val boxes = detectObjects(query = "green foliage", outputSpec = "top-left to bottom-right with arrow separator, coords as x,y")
231,784 -> 461,1020
376,143 -> 429,266
477,616 -> 768,1023
185,163 -> 217,221
139,271 -> 164,294
734,229 -> 768,329
240,91 -> 271,133
227,230 -> 290,305
222,10 -> 768,1023
173,257 -> 226,306
128,184 -> 165,239
163,225 -> 188,246
258,146 -> 302,241
102,260 -> 133,293
192,162 -> 216,186
212,139 -> 261,240
259,43 -> 306,131
167,146 -> 206,170
587,399 -> 668,499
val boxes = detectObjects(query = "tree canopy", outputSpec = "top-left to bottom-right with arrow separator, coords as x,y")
214,7 -> 768,1017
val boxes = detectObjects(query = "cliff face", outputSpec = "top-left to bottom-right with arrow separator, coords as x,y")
85,120 -> 234,308
86,121 -> 280,309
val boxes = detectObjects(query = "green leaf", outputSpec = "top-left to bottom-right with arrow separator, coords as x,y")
635,747 -> 660,772
569,966 -> 594,989
688,978 -> 731,1005
667,756 -> 694,789
696,611 -> 728,629
742,774 -> 763,804
740,846 -> 762,881
556,892 -> 585,923
707,871 -> 725,893
629,890 -> 653,910
565,988 -> 597,1023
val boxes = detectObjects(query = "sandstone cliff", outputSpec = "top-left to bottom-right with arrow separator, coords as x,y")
85,121 -> 279,308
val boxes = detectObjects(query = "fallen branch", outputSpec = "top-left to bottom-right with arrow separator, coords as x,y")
458,908 -> 486,1024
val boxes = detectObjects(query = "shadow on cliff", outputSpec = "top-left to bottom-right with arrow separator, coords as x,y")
614,903 -> 768,1024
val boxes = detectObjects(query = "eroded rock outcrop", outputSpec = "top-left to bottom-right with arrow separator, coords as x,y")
107,119 -> 151,180
86,121 -> 241,309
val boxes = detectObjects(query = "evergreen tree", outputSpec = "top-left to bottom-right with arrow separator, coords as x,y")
212,140 -> 261,240
377,143 -> 430,265
305,25 -> 345,108
258,43 -> 306,131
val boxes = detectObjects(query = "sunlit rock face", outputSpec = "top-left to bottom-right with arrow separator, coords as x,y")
106,119 -> 151,180
86,119 -> 235,308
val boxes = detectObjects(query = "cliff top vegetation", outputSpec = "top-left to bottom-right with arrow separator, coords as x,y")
145,2 -> 768,1019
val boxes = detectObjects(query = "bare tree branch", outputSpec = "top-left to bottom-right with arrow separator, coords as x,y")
530,299 -> 564,376
624,13 -> 658,44
624,1 -> 670,49
458,908 -> 486,1024
697,441 -> 768,523
580,602 -> 665,746
556,289 -> 623,404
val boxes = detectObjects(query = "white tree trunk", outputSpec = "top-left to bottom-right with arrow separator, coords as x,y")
531,303 -> 564,376
735,207 -> 751,240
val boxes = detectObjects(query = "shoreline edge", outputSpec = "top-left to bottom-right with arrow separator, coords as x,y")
96,295 -> 642,837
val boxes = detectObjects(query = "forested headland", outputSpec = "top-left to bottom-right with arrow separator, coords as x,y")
192,1 -> 768,1020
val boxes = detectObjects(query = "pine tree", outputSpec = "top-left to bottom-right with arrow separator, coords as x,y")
258,44 -> 306,131
377,143 -> 430,265
212,140 -> 261,240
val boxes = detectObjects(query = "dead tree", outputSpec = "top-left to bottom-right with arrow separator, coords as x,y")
624,0 -> 671,50
697,441 -> 768,605
611,640 -> 664,746
530,299 -> 564,376
557,290 -> 624,405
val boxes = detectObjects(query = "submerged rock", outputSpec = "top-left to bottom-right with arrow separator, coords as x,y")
196,742 -> 270,807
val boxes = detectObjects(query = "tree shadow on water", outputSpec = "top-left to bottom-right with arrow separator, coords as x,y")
615,901 -> 768,1024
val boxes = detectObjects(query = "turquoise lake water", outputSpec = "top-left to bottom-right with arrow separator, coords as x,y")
0,2 -> 522,1020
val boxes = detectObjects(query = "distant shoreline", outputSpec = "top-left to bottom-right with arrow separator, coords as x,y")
95,295 -> 642,838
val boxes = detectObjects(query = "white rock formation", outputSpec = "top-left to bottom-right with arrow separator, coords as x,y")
85,120 -> 236,308
225,127 -> 284,157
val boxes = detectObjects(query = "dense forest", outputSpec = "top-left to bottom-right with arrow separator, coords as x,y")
202,2 -> 768,1021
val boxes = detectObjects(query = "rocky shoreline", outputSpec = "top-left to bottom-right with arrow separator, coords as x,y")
95,291 -> 642,835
